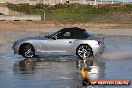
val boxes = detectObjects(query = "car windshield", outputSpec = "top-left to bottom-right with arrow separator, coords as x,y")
45,30 -> 60,38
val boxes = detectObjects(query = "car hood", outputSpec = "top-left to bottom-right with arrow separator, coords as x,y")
14,36 -> 48,44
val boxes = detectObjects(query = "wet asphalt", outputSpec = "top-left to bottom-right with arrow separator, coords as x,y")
0,30 -> 132,88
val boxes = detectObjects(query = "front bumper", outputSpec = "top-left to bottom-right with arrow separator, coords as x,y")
12,44 -> 19,54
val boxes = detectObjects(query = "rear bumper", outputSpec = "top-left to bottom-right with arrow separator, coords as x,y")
92,44 -> 105,55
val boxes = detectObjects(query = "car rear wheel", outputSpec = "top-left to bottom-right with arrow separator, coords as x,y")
76,45 -> 93,59
20,44 -> 35,58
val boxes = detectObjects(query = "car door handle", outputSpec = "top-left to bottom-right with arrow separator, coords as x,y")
69,41 -> 72,43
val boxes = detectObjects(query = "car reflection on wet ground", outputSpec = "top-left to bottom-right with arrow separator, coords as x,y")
13,57 -> 106,88
0,31 -> 132,88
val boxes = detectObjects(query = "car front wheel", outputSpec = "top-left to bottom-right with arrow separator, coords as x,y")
20,44 -> 35,58
76,45 -> 93,59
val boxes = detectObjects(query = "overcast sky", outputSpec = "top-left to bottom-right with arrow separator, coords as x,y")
115,0 -> 132,2
104,0 -> 131,2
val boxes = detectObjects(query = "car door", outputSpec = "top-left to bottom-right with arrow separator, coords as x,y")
46,31 -> 76,55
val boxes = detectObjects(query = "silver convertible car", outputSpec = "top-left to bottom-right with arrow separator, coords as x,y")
12,27 -> 105,59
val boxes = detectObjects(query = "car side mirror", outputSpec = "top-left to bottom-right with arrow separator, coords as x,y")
52,36 -> 57,40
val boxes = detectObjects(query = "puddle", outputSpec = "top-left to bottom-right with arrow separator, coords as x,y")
0,31 -> 132,88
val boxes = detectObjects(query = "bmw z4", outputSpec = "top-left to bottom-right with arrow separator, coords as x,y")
12,27 -> 105,59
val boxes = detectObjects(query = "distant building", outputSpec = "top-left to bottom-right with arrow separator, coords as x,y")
0,0 -> 123,5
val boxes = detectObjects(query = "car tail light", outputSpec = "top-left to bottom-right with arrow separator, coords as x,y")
98,41 -> 102,45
